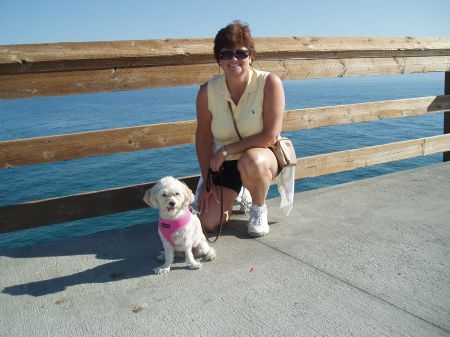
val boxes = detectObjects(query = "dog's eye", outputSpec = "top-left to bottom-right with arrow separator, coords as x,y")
162,193 -> 167,197
175,192 -> 180,196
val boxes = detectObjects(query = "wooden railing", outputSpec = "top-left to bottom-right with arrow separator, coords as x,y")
1,37 -> 450,233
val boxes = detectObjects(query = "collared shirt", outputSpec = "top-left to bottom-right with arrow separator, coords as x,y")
207,68 -> 269,160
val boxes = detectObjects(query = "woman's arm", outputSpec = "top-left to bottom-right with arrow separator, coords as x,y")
195,83 -> 222,211
261,72 -> 285,143
195,83 -> 213,181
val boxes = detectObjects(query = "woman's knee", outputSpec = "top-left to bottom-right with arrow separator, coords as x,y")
238,149 -> 272,177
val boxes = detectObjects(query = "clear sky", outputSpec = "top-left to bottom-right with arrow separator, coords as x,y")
0,0 -> 449,45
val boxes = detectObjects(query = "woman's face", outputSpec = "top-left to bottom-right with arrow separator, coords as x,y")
218,46 -> 252,78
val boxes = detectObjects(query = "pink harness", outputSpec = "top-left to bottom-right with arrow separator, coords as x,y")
158,208 -> 193,246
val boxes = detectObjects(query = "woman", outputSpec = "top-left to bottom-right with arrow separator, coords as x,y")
195,21 -> 285,237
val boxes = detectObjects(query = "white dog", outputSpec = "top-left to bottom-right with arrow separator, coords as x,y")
143,176 -> 216,274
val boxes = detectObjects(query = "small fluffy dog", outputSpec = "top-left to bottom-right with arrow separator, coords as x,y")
143,176 -> 216,274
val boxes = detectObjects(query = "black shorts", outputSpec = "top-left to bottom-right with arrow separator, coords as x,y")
211,156 -> 282,194
212,160 -> 242,194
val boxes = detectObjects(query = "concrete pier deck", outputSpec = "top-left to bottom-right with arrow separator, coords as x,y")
1,162 -> 449,337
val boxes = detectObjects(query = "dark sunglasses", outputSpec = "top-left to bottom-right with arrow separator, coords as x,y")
219,49 -> 250,60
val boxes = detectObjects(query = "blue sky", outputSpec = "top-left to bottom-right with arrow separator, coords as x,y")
0,0 -> 449,45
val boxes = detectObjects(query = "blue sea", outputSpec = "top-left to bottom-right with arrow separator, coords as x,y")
0,73 -> 446,252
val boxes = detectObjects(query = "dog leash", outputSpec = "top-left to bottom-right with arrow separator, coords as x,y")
202,168 -> 224,243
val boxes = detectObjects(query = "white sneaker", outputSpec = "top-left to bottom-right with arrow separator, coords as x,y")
234,187 -> 252,214
247,204 -> 269,237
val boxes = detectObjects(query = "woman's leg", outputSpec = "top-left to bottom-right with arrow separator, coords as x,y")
199,186 -> 238,232
237,148 -> 278,204
237,148 -> 278,236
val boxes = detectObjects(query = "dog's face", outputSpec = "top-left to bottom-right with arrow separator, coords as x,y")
143,176 -> 194,219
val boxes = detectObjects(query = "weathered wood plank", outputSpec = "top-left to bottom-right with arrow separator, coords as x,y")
424,134 -> 450,155
1,135 -> 450,233
2,57 -> 450,99
0,63 -> 217,99
1,37 -> 450,75
0,121 -> 197,168
283,95 -> 450,131
265,57 -> 450,81
2,96 -> 449,169
296,134 -> 450,179
0,175 -> 200,233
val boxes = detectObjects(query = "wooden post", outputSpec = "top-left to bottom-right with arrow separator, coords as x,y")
445,72 -> 450,162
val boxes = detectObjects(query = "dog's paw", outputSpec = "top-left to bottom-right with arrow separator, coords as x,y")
205,247 -> 216,262
188,261 -> 201,270
154,266 -> 170,274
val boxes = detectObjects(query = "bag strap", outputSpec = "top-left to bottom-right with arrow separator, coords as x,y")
229,101 -> 281,146
228,101 -> 242,140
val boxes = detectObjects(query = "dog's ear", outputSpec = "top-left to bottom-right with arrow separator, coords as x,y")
181,181 -> 195,207
143,184 -> 159,208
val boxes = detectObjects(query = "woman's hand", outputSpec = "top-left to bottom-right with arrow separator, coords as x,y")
209,146 -> 227,173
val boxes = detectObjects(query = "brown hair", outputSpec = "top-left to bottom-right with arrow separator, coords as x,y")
213,20 -> 256,64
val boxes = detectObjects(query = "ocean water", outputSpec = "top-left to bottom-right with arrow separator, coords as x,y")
0,73 -> 446,251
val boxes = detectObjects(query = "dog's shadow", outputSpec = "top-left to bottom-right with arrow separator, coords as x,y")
1,222 -> 164,297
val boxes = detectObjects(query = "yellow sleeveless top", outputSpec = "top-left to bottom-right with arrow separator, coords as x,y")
207,68 -> 269,160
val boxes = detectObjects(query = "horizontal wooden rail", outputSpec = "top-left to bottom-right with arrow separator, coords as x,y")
0,120 -> 197,169
0,176 -> 200,234
1,95 -> 449,169
1,134 -> 449,232
2,57 -> 450,99
296,134 -> 450,179
1,37 -> 450,75
283,95 -> 450,130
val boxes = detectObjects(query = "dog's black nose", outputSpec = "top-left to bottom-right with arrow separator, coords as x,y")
169,201 -> 176,207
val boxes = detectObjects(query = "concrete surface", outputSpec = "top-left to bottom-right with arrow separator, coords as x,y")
1,162 -> 449,337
